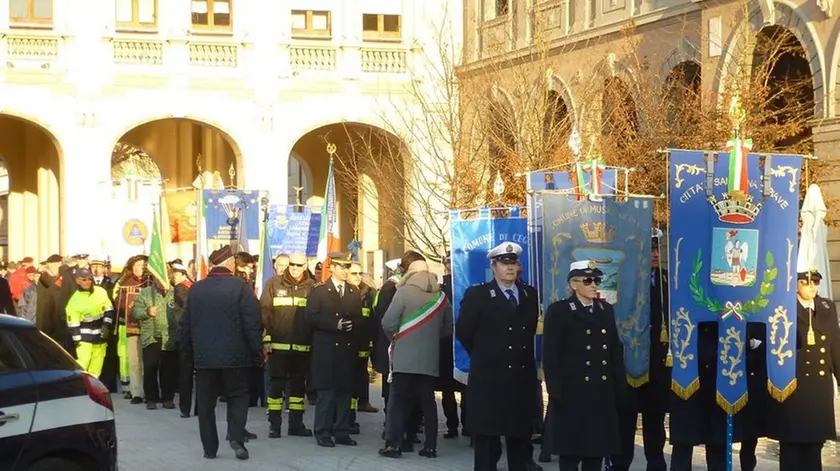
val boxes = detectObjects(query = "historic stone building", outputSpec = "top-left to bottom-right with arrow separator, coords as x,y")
460,0 -> 840,296
0,0 -> 459,272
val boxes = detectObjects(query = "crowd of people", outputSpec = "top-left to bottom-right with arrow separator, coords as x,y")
1,226 -> 838,471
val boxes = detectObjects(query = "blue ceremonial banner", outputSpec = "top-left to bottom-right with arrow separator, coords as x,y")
203,190 -> 260,241
450,208 -> 529,385
668,150 -> 802,414
266,206 -> 321,258
540,194 -> 654,384
526,169 -> 619,310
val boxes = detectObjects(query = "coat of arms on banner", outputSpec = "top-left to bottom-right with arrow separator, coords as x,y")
572,222 -> 624,304
710,228 -> 759,288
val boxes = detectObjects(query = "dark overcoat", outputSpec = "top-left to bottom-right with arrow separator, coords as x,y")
543,296 -> 627,457
178,267 -> 262,370
436,274 -> 459,392
371,279 -> 398,375
628,269 -> 672,414
455,279 -> 538,438
305,279 -> 364,391
768,296 -> 840,443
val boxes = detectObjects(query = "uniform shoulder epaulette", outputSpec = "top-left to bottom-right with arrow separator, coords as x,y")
821,299 -> 832,309
314,281 -> 324,287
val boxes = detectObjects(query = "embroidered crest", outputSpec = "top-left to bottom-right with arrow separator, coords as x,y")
821,300 -> 831,309
569,302 -> 576,311
506,244 -> 514,253
587,261 -> 596,270
490,289 -> 496,298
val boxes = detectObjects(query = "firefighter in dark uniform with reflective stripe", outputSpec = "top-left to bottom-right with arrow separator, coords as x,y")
769,267 -> 840,471
260,252 -> 315,438
347,262 -> 377,434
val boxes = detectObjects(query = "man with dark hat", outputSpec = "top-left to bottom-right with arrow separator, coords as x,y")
179,245 -> 262,461
456,241 -> 539,471
768,266 -> 840,470
543,260 -> 627,471
608,229 -> 670,471
305,252 -> 364,448
36,254 -> 67,346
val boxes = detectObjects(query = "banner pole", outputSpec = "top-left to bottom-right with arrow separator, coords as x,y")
726,414 -> 733,471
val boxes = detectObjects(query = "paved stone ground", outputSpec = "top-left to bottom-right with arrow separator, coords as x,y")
115,386 -> 840,470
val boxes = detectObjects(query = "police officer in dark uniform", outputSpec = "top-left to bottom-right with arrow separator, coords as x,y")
305,252 -> 363,448
769,267 -> 840,470
260,252 -> 315,438
543,260 -> 627,471
456,242 -> 538,471
609,230 -> 670,471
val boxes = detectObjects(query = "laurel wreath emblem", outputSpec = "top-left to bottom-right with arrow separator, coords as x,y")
689,249 -> 777,318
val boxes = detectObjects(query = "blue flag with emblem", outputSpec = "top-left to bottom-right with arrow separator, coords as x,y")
526,169 -> 620,309
540,194 -> 653,385
450,207 -> 529,386
668,149 -> 802,413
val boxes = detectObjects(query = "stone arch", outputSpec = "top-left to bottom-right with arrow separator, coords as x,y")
113,114 -> 246,182
547,72 -> 577,126
114,117 -> 244,188
715,1 -> 825,117
290,121 -> 409,260
661,46 -> 702,81
0,114 -> 64,261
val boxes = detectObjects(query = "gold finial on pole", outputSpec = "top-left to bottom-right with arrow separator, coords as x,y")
196,153 -> 204,173
729,93 -> 746,139
326,142 -> 337,159
493,170 -> 505,199
293,186 -> 304,206
229,162 -> 236,188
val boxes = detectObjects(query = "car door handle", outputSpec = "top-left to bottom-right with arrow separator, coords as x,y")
0,413 -> 20,423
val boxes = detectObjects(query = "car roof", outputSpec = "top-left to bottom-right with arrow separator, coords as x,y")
0,314 -> 36,328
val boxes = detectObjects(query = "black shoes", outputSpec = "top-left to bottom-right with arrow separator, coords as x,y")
130,397 -> 144,405
316,437 -> 335,447
179,411 -> 190,418
229,441 -> 249,460
443,428 -> 458,439
378,445 -> 402,458
202,452 -> 216,459
335,437 -> 357,446
268,429 -> 282,439
225,430 -> 257,442
419,448 -> 437,458
146,402 -> 157,410
288,426 -> 313,437
400,440 -> 414,453
161,401 -> 175,410
349,423 -> 361,435
358,402 -> 379,413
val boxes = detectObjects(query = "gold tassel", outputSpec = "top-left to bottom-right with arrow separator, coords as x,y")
660,323 -> 669,343
807,307 -> 816,346
716,391 -> 749,416
768,378 -> 798,403
665,350 -> 673,367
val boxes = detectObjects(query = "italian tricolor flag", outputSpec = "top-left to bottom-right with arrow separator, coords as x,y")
388,292 -> 448,382
726,137 -> 753,195
316,157 -> 340,281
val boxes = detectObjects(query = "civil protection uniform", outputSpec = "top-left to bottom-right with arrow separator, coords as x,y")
66,281 -> 116,377
349,281 -> 376,430
260,269 -> 315,437
768,269 -> 840,471
543,261 -> 627,471
609,260 -> 670,471
455,242 -> 538,471
305,253 -> 364,446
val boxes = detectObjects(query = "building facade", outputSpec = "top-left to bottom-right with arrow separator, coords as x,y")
0,0 -> 460,268
460,0 -> 840,296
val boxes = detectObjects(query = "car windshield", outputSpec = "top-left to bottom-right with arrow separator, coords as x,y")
11,328 -> 80,370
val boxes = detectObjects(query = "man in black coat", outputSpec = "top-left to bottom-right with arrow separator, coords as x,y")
609,230 -> 670,471
91,255 -> 120,393
769,268 -> 840,470
179,245 -> 262,461
456,242 -> 538,471
543,260 -> 627,471
305,252 -> 364,448
438,255 -> 465,439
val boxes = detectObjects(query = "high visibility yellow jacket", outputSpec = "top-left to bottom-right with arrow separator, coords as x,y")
66,286 -> 116,344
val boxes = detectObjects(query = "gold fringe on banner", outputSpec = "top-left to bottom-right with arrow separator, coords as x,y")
716,391 -> 748,416
768,378 -> 798,403
671,378 -> 700,400
627,372 -> 649,388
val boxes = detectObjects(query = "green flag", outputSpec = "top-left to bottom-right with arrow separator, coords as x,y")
148,208 -> 169,288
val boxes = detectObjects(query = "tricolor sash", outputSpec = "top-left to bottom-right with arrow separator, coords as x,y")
388,291 -> 447,383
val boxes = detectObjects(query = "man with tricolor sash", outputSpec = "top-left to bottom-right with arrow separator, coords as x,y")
377,259 -> 452,459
